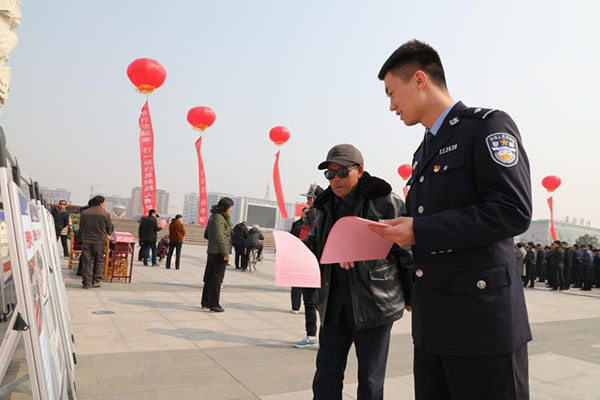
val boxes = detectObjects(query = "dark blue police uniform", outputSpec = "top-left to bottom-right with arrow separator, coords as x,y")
406,101 -> 532,400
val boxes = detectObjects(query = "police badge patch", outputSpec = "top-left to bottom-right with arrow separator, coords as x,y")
485,132 -> 518,167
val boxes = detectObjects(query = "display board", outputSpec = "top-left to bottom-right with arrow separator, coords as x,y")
247,204 -> 277,229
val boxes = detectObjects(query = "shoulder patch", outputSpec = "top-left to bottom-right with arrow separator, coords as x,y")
462,107 -> 498,120
486,132 -> 518,167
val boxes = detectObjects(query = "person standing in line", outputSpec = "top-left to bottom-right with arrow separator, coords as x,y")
524,242 -> 537,288
548,240 -> 565,291
516,242 -> 526,284
51,200 -> 70,258
290,207 -> 309,314
292,184 -> 323,348
573,244 -> 583,288
535,243 -> 546,284
594,248 -> 600,288
79,195 -> 113,289
580,244 -> 594,291
373,40 -> 532,399
138,209 -> 161,266
561,241 -> 572,290
231,221 -> 248,270
201,197 -> 234,313
166,214 -> 186,270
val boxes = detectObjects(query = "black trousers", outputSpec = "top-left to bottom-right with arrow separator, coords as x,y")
166,241 -> 183,269
302,288 -> 318,337
313,321 -> 392,400
524,264 -> 535,287
233,245 -> 247,269
291,287 -> 303,311
414,345 -> 529,400
140,241 -> 157,265
551,265 -> 564,290
574,264 -> 582,287
593,265 -> 600,288
201,253 -> 227,308
563,265 -> 571,289
536,263 -> 545,281
582,265 -> 593,290
56,233 -> 69,257
81,242 -> 106,286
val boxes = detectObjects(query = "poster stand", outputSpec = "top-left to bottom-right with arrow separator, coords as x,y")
0,127 -> 77,399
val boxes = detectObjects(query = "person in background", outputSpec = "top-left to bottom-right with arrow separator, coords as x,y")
245,224 -> 264,266
594,248 -> 600,288
157,234 -> 169,263
290,208 -> 308,313
535,243 -> 546,283
79,195 -> 113,289
548,240 -> 565,291
52,199 -> 70,258
138,209 -> 161,266
201,197 -> 234,312
561,241 -> 572,290
231,221 -> 249,270
581,244 -> 594,291
524,242 -> 537,288
166,214 -> 186,270
573,244 -> 583,288
516,242 -> 526,284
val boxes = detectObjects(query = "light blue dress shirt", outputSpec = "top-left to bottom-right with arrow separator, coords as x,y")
428,102 -> 458,136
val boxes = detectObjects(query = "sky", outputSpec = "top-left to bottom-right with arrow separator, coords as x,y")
2,1 -> 599,225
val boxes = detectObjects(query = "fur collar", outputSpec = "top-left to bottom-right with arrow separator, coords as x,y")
314,171 -> 392,210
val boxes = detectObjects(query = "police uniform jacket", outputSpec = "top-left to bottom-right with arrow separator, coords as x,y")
304,172 -> 413,330
405,101 -> 532,356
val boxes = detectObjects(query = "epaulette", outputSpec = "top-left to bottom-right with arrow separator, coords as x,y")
461,107 -> 498,120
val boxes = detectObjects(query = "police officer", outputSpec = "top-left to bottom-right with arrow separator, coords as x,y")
371,40 -> 532,400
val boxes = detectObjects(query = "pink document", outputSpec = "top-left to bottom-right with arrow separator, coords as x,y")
320,217 -> 393,264
273,231 -> 321,288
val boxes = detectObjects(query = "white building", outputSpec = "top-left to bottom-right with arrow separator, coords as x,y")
518,219 -> 600,245
182,192 -> 199,224
39,186 -> 71,205
127,187 -> 170,219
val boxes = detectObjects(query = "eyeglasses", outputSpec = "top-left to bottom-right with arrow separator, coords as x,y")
324,165 -> 358,180
59,202 -> 67,206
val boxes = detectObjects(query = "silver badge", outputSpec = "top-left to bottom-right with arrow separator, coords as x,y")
449,117 -> 459,126
475,108 -> 482,114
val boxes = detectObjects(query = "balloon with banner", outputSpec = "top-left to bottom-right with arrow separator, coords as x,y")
397,163 -> 412,199
270,126 -> 290,219
542,175 -> 562,241
187,106 -> 216,226
127,58 -> 166,217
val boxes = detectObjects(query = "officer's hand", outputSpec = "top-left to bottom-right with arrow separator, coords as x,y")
369,217 -> 416,247
405,305 -> 412,312
340,262 -> 355,270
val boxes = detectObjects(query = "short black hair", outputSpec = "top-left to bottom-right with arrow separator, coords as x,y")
148,209 -> 156,216
175,214 -> 182,219
516,242 -> 523,248
378,39 -> 447,89
89,195 -> 105,207
553,240 -> 561,246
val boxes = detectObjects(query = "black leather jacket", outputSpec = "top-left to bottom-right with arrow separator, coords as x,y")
304,172 -> 413,330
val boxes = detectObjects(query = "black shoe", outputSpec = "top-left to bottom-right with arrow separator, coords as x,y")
82,284 -> 91,289
143,263 -> 148,266
550,288 -> 558,291
528,285 -> 534,288
166,266 -> 170,269
175,267 -> 179,270
210,307 -> 225,313
92,282 -> 101,288
152,263 -> 159,267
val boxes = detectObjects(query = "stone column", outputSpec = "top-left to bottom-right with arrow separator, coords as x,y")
0,0 -> 21,116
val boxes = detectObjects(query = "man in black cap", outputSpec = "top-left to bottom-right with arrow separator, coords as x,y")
291,184 -> 324,348
304,144 -> 413,399
371,40 -> 532,400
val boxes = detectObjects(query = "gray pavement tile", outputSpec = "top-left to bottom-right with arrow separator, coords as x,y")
80,390 -> 159,400
153,382 -> 257,400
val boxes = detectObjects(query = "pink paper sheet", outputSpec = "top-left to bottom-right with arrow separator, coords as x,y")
320,217 -> 393,264
273,231 -> 321,288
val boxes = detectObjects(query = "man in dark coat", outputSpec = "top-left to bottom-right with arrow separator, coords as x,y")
573,244 -> 583,288
51,200 -> 70,258
373,40 -> 532,399
548,240 -> 565,290
245,225 -> 264,263
561,241 -> 572,290
138,209 -> 161,266
581,244 -> 594,291
524,242 -> 537,288
231,222 -> 248,270
79,196 -> 113,288
304,144 -> 413,400
536,243 -> 546,283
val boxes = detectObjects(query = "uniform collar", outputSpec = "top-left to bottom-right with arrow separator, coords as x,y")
427,102 -> 458,136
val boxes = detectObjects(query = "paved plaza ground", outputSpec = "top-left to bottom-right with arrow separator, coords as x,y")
4,244 -> 600,399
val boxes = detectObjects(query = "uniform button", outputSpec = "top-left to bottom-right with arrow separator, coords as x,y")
476,280 -> 487,290
443,165 -> 448,171
415,269 -> 424,278
430,252 -> 437,255
419,176 -> 425,183
447,249 -> 453,253
418,206 -> 424,214
439,250 -> 445,254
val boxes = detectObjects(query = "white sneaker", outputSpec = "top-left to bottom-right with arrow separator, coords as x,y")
294,336 -> 318,348
291,309 -> 300,314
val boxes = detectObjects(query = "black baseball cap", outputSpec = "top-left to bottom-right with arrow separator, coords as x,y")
318,144 -> 364,170
301,184 -> 324,198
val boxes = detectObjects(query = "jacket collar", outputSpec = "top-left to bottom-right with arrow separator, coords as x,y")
314,171 -> 392,211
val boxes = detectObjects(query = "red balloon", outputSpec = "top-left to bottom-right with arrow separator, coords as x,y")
542,175 -> 561,192
127,58 -> 166,95
397,164 -> 412,180
187,106 -> 216,131
269,126 -> 291,146
158,219 -> 167,228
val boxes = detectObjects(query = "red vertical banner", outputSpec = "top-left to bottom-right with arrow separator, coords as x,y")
402,186 -> 409,199
195,136 -> 208,225
139,101 -> 156,216
273,150 -> 288,219
547,196 -> 557,241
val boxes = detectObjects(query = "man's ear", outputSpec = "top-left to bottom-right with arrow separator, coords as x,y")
358,165 -> 364,177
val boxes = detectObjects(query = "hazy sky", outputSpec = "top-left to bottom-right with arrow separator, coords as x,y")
2,1 -> 599,225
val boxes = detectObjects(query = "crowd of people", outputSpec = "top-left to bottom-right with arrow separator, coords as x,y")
517,240 -> 600,291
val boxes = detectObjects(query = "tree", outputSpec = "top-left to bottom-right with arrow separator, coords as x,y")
575,234 -> 599,248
